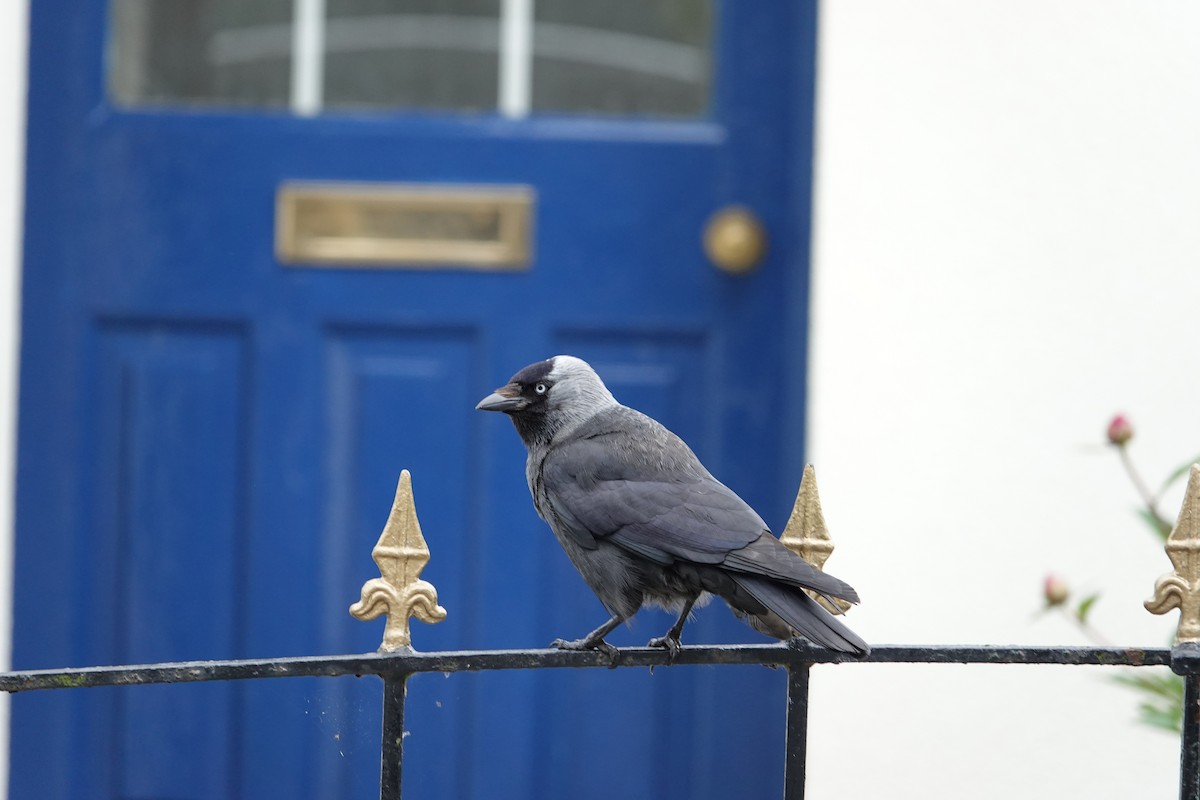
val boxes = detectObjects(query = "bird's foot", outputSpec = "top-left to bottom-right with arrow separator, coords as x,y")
551,636 -> 621,667
647,633 -> 684,664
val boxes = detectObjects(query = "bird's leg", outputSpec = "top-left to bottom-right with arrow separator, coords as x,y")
648,596 -> 697,664
551,615 -> 624,664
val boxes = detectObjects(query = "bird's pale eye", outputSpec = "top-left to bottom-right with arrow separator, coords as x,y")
534,382 -> 548,395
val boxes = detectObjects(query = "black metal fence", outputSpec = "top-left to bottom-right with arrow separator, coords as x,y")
2,640 -> 1196,799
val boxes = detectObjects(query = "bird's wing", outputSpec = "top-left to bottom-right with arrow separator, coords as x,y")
732,573 -> 869,655
539,431 -> 766,564
724,534 -> 861,604
539,429 -> 859,604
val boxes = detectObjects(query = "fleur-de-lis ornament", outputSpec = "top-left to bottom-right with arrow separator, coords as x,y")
779,464 -> 852,615
350,470 -> 447,652
1145,464 -> 1200,643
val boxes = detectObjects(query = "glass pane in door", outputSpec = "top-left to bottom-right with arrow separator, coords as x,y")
109,0 -> 712,117
322,0 -> 499,111
109,0 -> 294,108
532,0 -> 712,116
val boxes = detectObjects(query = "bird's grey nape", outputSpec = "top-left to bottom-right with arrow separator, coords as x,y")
502,356 -> 619,448
542,356 -> 618,435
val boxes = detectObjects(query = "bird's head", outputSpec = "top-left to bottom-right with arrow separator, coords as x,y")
476,355 -> 617,445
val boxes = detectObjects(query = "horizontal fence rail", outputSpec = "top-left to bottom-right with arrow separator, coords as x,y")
3,642 -> 1195,800
0,643 -> 1178,693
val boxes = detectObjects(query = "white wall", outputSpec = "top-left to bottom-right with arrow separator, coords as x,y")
2,1 -> 1198,797
0,1 -> 27,798
808,2 -> 1200,797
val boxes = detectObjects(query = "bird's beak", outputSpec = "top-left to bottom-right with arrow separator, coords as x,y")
476,383 -> 525,412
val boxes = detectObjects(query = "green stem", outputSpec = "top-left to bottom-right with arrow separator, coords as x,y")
1117,444 -> 1172,537
1059,606 -> 1114,647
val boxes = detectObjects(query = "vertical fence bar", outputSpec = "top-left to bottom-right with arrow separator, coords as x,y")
1182,674 -> 1200,800
784,664 -> 811,800
380,673 -> 409,800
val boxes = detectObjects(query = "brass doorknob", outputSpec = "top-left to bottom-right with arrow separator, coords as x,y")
703,206 -> 767,275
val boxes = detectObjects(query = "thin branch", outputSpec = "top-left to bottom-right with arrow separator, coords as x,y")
1117,445 -> 1173,536
1059,606 -> 1115,647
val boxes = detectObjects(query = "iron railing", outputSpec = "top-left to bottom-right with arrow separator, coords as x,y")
0,642 -> 1195,799
5,464 -> 1199,798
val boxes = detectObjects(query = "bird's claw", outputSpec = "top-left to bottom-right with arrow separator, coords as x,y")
647,633 -> 684,664
551,637 -> 621,667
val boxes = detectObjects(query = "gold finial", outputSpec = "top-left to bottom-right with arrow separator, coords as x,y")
1146,464 -> 1200,643
779,464 -> 852,614
350,470 -> 447,652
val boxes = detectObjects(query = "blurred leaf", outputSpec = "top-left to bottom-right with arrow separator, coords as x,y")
1137,701 -> 1183,733
1159,456 -> 1200,495
1136,507 -> 1173,541
1113,671 -> 1185,701
1113,669 -> 1184,733
1075,593 -> 1100,624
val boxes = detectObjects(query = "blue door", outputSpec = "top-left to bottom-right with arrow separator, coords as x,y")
13,2 -> 819,798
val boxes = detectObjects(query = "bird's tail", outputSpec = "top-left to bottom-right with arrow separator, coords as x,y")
731,573 -> 870,657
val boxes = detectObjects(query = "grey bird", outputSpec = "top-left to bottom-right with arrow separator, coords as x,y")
476,355 -> 869,659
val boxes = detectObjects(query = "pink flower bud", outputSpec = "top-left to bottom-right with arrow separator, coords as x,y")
1043,574 -> 1069,607
1106,414 -> 1133,446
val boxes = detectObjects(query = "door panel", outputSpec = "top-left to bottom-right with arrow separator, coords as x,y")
13,1 -> 818,798
96,324 -> 245,797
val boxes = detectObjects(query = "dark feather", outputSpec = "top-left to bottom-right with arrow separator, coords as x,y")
542,410 -> 859,602
539,411 -> 770,562
731,574 -> 869,656
722,534 -> 860,603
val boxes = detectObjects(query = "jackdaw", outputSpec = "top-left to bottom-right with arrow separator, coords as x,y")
476,355 -> 868,658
